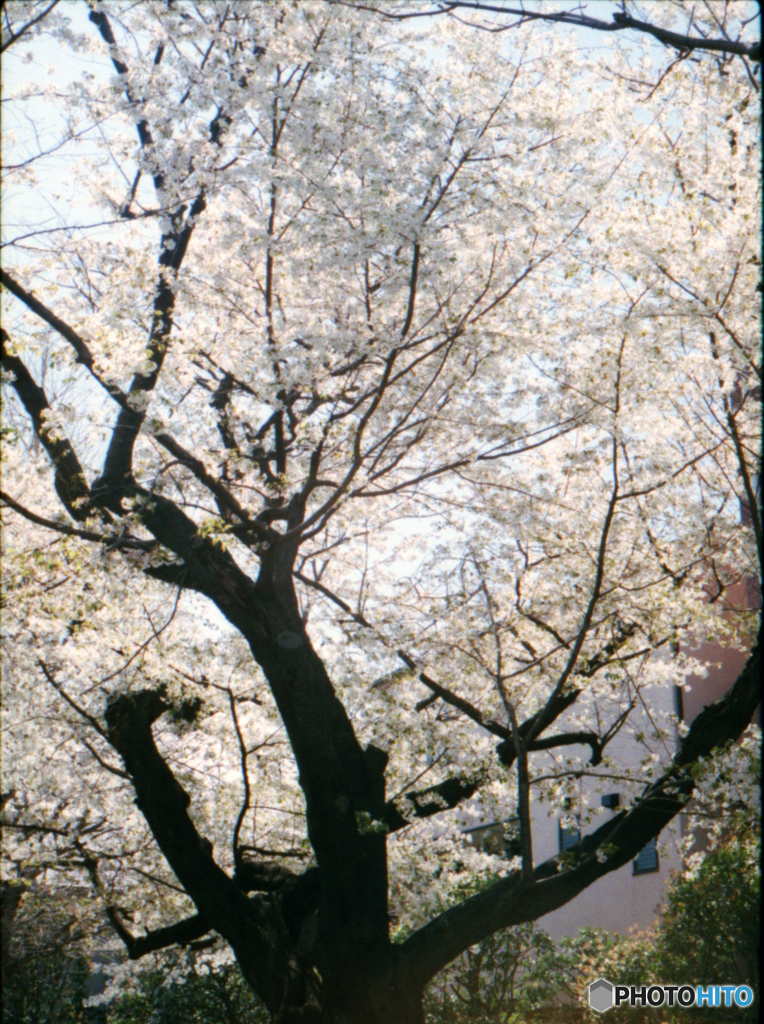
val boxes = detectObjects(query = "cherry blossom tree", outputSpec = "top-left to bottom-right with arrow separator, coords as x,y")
1,2 -> 760,1022
360,0 -> 762,66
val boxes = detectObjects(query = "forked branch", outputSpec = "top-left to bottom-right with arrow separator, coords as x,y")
107,906 -> 214,960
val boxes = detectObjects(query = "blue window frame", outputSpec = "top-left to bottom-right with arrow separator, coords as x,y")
502,819 -> 522,859
559,819 -> 581,851
633,837 -> 659,874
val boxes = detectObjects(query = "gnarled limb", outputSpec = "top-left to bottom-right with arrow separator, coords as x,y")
383,773 -> 485,834
496,729 -> 602,770
1,330 -> 95,522
106,906 -> 213,960
103,686 -> 312,1017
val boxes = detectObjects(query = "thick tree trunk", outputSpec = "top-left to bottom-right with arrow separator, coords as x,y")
96,489 -> 761,1024
281,942 -> 427,1024
104,533 -> 428,1023
320,965 -> 426,1024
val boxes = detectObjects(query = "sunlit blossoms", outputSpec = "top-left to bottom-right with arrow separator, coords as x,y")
1,2 -> 760,1022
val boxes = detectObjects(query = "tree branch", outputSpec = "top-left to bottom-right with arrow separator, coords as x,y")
401,625 -> 761,987
37,659 -> 109,741
525,443 -> 621,744
103,686 -> 305,1014
0,270 -> 129,409
94,191 -> 207,509
106,906 -> 213,960
505,699 -> 533,882
0,490 -> 103,542
153,433 -> 271,541
610,9 -> 760,62
399,241 -> 420,341
496,729 -> 602,769
383,773 -> 485,833
0,0 -> 61,54
352,2 -> 760,62
1,330 -> 95,522
0,490 -> 165,562
398,650 -> 511,740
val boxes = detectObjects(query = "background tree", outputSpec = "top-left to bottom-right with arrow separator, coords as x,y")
529,834 -> 760,1024
527,735 -> 761,1022
654,788 -> 760,1012
1,876 -> 91,1024
424,917 -> 557,1023
103,960 -> 270,1024
1,2 -> 760,1022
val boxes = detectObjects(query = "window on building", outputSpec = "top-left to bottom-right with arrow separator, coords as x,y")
633,837 -> 659,875
463,817 -> 522,860
502,819 -> 522,859
559,818 -> 581,851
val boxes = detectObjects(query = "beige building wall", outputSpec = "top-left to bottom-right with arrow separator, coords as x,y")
534,678 -> 683,943
535,575 -> 759,942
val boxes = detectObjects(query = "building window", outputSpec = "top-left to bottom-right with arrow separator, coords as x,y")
559,818 -> 581,851
462,817 -> 522,860
502,819 -> 522,859
633,837 -> 659,875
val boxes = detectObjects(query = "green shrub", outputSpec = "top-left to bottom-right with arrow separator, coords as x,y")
105,964 -> 269,1024
532,829 -> 760,1023
423,826 -> 760,1024
654,827 -> 760,1016
425,921 -> 559,1023
2,948 -> 91,1024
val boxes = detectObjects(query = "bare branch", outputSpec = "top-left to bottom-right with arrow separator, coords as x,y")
0,269 -> 129,409
0,0 -> 60,54
1,330 -> 95,522
107,906 -> 213,960
346,2 -> 760,62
